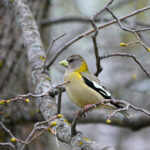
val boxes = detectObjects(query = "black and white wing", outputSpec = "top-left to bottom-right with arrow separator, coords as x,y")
82,76 -> 112,99
82,76 -> 123,109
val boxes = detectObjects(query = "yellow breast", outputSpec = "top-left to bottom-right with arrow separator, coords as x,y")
64,71 -> 104,108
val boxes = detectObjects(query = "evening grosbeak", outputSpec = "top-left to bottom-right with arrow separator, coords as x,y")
59,54 -> 130,117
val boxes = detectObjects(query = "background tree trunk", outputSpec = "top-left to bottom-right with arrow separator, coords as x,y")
0,1 -> 54,149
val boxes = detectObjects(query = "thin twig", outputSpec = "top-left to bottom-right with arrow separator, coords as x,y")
0,121 -> 14,138
107,103 -> 130,120
0,143 -> 15,149
0,81 -> 70,104
21,115 -> 59,150
0,121 -> 27,144
43,33 -> 66,71
130,104 -> 150,115
135,27 -> 150,32
92,0 -> 114,19
89,0 -> 113,76
106,8 -> 149,51
41,16 -> 150,28
90,22 -> 102,76
57,87 -> 63,114
123,40 -> 140,46
99,53 -> 150,78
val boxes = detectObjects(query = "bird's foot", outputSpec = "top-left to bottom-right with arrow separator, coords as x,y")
76,104 -> 92,118
83,104 -> 92,112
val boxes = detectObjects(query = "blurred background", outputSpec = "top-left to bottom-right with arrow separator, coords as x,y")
0,0 -> 150,149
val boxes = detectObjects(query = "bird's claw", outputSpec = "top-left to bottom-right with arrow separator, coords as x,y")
83,104 -> 92,112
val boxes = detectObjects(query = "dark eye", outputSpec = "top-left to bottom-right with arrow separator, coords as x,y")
68,59 -> 74,63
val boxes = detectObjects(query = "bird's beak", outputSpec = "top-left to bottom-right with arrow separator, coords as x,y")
59,59 -> 68,68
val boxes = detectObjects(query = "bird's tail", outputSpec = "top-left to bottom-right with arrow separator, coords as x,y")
99,104 -> 132,119
110,100 -> 132,119
119,110 -> 132,119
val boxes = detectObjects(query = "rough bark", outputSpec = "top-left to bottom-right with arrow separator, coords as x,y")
0,0 -> 51,149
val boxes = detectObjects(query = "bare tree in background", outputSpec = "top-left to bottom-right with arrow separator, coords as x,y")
0,0 -> 150,150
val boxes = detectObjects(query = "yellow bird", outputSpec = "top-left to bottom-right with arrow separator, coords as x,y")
59,54 -> 129,116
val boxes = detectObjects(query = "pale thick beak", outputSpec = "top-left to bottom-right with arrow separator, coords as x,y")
59,59 -> 68,68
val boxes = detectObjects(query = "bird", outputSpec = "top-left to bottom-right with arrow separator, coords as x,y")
59,54 -> 130,117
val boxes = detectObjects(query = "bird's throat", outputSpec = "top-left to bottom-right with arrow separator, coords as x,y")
75,61 -> 88,72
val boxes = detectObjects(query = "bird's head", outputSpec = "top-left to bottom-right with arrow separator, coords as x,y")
59,54 -> 88,72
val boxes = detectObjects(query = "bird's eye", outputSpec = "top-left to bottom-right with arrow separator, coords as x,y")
68,59 -> 74,63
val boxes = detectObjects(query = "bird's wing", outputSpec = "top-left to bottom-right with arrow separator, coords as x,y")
81,72 -> 112,99
81,72 -> 123,109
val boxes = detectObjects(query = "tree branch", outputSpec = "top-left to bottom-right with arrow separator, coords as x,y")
89,0 -> 113,75
89,0 -> 114,76
41,16 -> 150,28
106,8 -> 149,51
99,53 -> 150,78
70,99 -> 150,134
0,142 -> 15,149
64,110 -> 150,131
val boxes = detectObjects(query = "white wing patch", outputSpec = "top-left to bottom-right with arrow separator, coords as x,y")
93,81 -> 111,97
